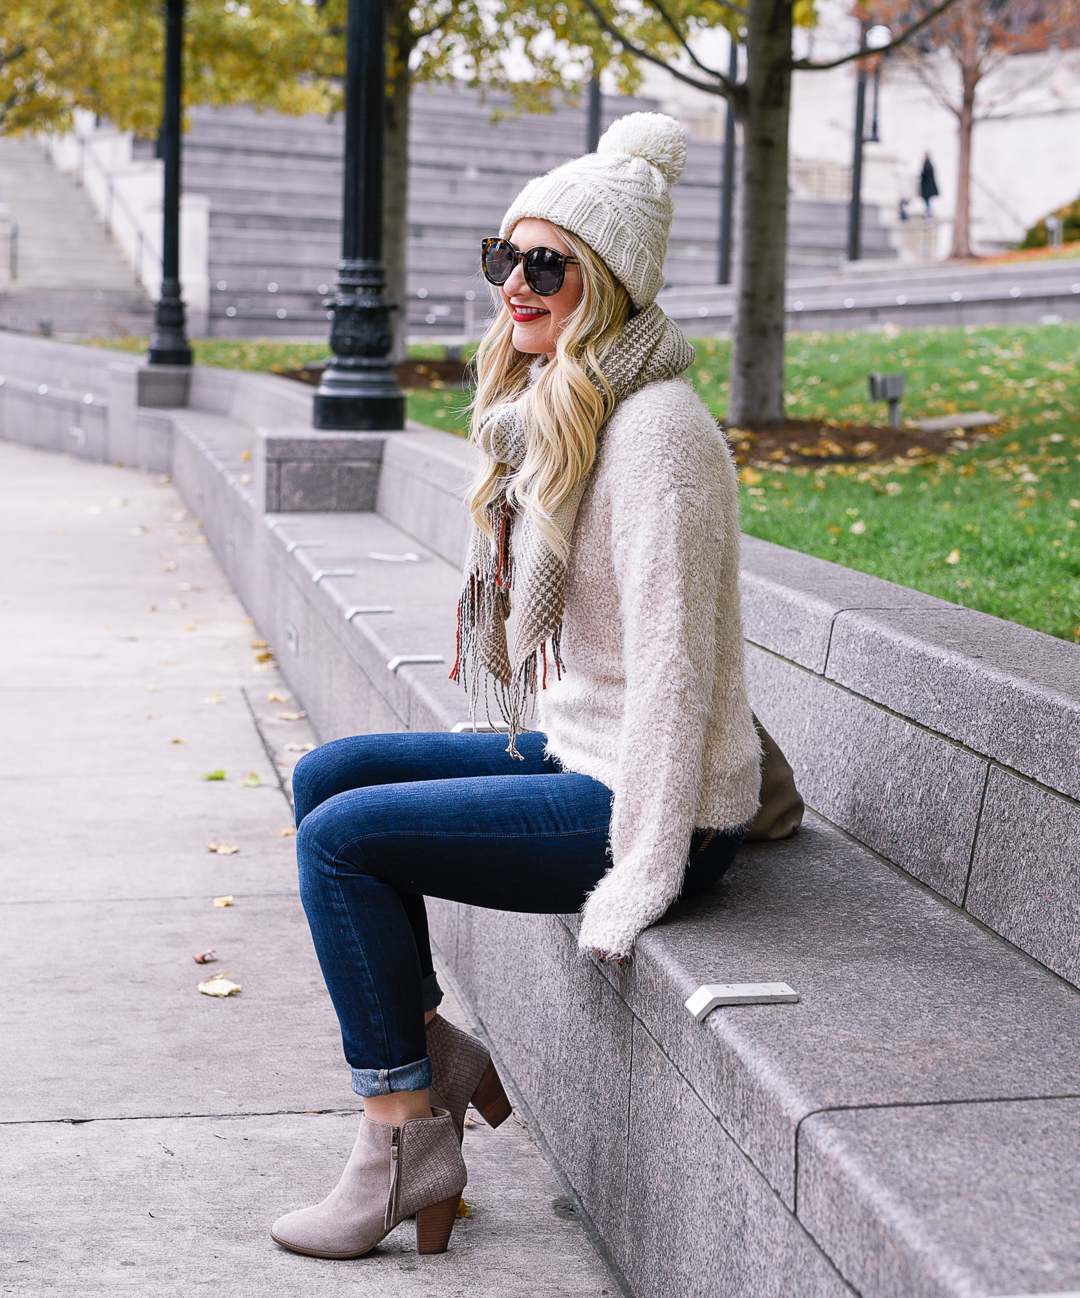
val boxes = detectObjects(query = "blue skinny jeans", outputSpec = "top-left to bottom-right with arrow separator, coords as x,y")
293,730 -> 743,1097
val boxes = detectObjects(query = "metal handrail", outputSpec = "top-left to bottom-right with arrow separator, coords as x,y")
72,132 -> 163,283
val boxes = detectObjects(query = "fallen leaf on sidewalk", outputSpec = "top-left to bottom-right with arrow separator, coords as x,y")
251,638 -> 268,649
203,769 -> 226,781
276,712 -> 307,722
266,692 -> 289,703
284,742 -> 315,753
456,1199 -> 471,1219
255,651 -> 274,663
240,449 -> 251,462
207,841 -> 239,855
163,561 -> 178,572
199,973 -> 241,998
147,684 -> 163,693
237,772 -> 261,788
203,694 -> 226,705
212,895 -> 234,907
193,949 -> 217,964
170,738 -> 183,744
277,827 -> 296,837
142,712 -> 159,720
131,524 -> 151,535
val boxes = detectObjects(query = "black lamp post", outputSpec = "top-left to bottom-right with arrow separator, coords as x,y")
313,0 -> 404,430
586,71 -> 602,152
148,0 -> 192,366
847,25 -> 889,263
847,39 -> 868,263
718,37 -> 739,286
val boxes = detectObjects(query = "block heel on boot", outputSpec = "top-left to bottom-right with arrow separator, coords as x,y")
471,1058 -> 512,1129
427,1013 -> 514,1142
415,1193 -> 461,1254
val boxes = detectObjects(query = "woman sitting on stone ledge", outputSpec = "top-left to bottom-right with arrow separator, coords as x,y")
271,113 -> 765,1261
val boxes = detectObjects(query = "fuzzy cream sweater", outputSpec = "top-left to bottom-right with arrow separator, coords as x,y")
537,376 -> 762,959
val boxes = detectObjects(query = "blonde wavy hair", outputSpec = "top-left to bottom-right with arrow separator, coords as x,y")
466,225 -> 632,560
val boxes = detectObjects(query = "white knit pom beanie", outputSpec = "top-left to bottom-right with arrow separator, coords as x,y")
499,112 -> 687,310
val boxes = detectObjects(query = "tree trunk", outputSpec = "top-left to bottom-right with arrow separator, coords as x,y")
728,0 -> 794,427
383,6 -> 412,362
949,67 -> 977,259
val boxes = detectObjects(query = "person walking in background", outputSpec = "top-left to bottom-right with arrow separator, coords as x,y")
920,153 -> 939,216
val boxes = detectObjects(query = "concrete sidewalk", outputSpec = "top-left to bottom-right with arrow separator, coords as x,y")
0,440 -> 619,1296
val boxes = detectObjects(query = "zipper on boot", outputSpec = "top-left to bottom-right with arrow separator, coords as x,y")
383,1125 -> 401,1233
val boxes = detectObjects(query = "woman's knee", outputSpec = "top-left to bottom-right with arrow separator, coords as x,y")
291,746 -> 330,824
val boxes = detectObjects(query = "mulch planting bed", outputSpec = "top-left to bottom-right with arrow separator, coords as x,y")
723,417 -> 998,466
277,359 -> 470,389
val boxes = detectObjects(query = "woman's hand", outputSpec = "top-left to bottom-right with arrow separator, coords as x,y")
591,948 -> 630,966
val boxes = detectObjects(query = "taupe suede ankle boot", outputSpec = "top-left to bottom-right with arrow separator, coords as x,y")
270,1108 -> 467,1259
427,1014 -> 513,1141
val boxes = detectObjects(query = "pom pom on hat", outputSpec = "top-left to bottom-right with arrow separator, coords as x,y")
596,112 -> 687,185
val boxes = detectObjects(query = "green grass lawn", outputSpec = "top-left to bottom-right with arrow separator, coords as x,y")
694,323 -> 1080,644
90,324 -> 1080,641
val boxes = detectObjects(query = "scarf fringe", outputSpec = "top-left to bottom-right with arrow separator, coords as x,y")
450,571 -> 565,760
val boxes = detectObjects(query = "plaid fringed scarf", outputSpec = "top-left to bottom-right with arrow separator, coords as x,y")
451,304 -> 695,755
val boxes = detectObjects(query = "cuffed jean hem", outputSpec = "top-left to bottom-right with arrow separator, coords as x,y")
421,971 -> 444,1014
351,1055 -> 434,1098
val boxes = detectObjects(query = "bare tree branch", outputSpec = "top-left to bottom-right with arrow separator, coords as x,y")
645,0 -> 740,81
0,43 -> 29,72
907,56 -> 963,119
791,0 -> 965,71
579,0 -> 740,100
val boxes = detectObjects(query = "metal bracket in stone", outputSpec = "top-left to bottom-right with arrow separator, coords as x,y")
387,654 -> 445,674
685,983 -> 799,1021
450,721 -> 509,733
285,540 -> 326,554
311,568 -> 356,583
344,606 -> 393,620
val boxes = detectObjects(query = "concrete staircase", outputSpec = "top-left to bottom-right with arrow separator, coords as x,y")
177,88 -> 896,340
0,136 -> 153,338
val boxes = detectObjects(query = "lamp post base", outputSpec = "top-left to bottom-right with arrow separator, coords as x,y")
313,364 -> 406,430
148,280 -> 193,367
314,259 -> 405,431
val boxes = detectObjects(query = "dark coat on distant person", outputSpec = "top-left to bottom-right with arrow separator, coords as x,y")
919,156 -> 939,202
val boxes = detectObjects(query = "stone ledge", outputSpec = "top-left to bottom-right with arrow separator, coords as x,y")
825,602 -> 1080,800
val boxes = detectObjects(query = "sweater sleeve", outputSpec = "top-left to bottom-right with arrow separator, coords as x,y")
576,384 -> 734,960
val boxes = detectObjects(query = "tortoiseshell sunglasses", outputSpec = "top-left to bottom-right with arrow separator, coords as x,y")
481,237 -> 580,296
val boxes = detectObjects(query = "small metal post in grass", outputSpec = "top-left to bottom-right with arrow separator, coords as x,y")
313,0 -> 405,430
148,0 -> 193,367
869,371 -> 904,427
